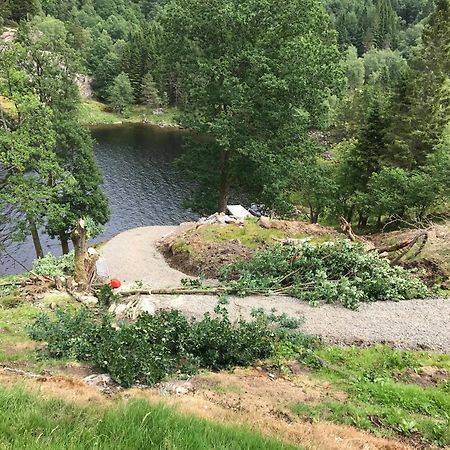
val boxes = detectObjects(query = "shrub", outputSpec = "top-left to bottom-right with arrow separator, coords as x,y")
32,252 -> 75,277
220,240 -> 429,310
28,301 -> 317,387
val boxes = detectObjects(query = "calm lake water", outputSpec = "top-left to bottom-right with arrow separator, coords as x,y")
1,124 -> 198,275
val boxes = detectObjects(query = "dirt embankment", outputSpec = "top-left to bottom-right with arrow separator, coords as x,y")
159,218 -> 343,278
160,218 -> 450,287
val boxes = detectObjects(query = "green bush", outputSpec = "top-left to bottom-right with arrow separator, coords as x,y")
221,240 -> 429,310
32,252 -> 75,277
28,301 -> 317,387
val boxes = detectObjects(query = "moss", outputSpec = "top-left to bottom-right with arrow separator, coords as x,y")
172,239 -> 194,255
195,218 -> 335,250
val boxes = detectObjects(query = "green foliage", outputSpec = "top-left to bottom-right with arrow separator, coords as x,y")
31,252 -> 75,277
221,240 -> 428,309
0,386 -> 298,450
140,72 -> 162,109
28,302 -> 317,387
159,0 -> 343,213
98,284 -> 119,308
108,72 -> 134,113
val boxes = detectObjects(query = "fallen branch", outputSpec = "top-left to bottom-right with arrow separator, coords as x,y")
390,232 -> 428,266
0,366 -> 46,381
339,217 -> 428,265
119,287 -> 229,297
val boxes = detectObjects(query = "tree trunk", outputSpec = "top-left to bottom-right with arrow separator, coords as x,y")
218,149 -> 230,213
346,205 -> 355,223
60,233 -> 70,255
309,207 -> 319,224
29,218 -> 43,259
358,215 -> 368,227
71,219 -> 88,291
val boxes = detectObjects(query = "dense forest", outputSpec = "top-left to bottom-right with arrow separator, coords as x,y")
0,0 -> 449,257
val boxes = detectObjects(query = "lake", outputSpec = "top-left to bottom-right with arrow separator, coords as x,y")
1,124 -> 198,275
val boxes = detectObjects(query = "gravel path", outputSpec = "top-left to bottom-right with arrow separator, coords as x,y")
101,226 -> 450,352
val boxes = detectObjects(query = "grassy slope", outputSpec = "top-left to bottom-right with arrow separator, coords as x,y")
78,99 -> 178,127
0,386 -> 298,450
291,345 -> 450,446
1,290 -> 449,446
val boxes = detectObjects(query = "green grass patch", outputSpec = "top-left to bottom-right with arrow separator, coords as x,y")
78,99 -> 178,126
0,293 -> 78,365
291,345 -> 450,446
0,385 -> 299,449
195,218 -> 334,250
172,239 -> 194,255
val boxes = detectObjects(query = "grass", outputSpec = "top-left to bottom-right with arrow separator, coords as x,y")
290,345 -> 450,446
0,291 -> 79,365
194,218 -> 335,250
78,99 -> 178,127
0,385 -> 299,450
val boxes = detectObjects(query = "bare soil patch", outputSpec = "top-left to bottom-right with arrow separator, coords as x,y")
159,219 -> 342,278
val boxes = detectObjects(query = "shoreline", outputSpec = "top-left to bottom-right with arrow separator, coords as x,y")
78,98 -> 180,129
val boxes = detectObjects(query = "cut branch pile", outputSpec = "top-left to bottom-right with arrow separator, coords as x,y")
339,217 -> 428,265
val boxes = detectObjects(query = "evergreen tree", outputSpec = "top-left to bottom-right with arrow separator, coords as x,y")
375,0 -> 399,48
8,0 -> 40,23
108,72 -> 134,113
410,0 -> 450,164
140,72 -> 161,108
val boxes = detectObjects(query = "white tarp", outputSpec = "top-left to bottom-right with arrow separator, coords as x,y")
226,204 -> 252,219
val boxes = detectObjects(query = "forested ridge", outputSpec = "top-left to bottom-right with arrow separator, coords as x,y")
0,0 -> 449,257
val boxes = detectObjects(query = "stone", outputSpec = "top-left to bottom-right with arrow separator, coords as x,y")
130,296 -> 156,320
83,374 -> 116,393
258,216 -> 272,229
79,295 -> 98,306
157,381 -> 193,396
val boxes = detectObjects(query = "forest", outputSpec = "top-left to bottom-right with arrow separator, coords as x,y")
0,0 -> 449,256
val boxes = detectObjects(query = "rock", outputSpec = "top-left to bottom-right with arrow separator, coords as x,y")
79,295 -> 98,306
157,381 -> 193,396
130,296 -> 156,320
258,216 -> 272,229
83,374 -> 117,394
109,295 -> 156,320
109,302 -> 128,318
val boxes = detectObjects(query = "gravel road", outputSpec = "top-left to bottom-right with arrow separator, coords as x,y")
101,226 -> 450,352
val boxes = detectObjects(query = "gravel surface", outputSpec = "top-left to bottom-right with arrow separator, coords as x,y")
102,226 -> 450,352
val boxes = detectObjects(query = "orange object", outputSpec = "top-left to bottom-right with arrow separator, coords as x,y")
110,278 -> 121,289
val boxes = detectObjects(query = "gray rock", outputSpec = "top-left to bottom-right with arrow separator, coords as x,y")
157,381 -> 193,396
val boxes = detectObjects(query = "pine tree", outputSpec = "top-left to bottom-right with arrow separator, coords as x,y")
8,0 -> 40,23
108,72 -> 134,113
375,0 -> 398,48
140,72 -> 161,109
411,0 -> 450,163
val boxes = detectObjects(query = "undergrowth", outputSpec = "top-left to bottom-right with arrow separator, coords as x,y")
221,240 -> 429,309
32,252 -> 75,277
28,299 -> 317,387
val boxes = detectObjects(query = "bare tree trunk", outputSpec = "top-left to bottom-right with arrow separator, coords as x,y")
29,218 -> 43,259
60,233 -> 70,255
218,149 -> 230,213
71,219 -> 88,291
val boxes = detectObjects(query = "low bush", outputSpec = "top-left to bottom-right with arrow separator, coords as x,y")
32,252 -> 75,277
28,300 -> 317,387
221,240 -> 429,309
